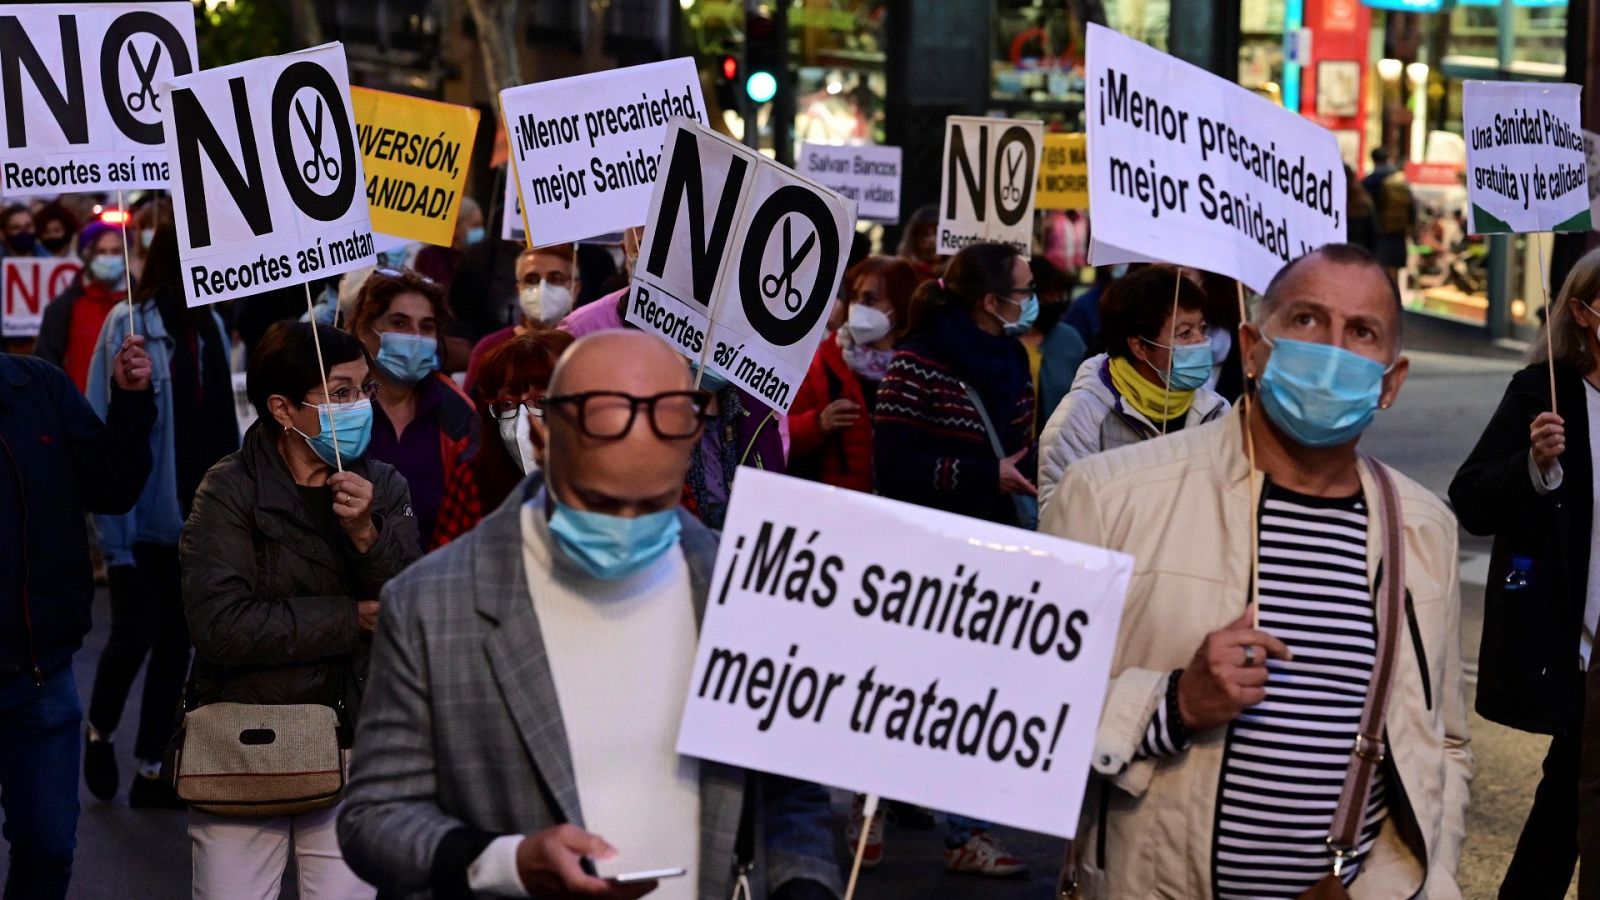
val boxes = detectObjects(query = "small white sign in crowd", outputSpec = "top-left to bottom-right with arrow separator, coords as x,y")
626,119 -> 856,415
1,257 -> 82,338
938,115 -> 1044,257
799,142 -> 902,224
1463,80 -> 1590,235
677,469 -> 1132,836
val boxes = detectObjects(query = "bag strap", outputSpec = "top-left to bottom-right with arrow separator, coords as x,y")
959,380 -> 1008,459
1326,455 -> 1406,873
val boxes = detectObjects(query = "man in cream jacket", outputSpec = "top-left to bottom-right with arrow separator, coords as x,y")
1043,244 -> 1470,899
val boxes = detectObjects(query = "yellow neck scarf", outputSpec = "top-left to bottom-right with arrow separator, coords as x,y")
1108,355 -> 1195,424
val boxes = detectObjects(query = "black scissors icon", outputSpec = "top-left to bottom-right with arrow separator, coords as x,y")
1000,145 -> 1025,203
125,42 -> 163,113
295,97 -> 340,184
760,218 -> 816,313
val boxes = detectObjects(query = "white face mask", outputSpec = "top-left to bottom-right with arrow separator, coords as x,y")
844,303 -> 892,345
496,405 -> 540,475
519,282 -> 574,327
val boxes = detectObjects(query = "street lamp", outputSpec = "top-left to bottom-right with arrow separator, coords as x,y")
1376,58 -> 1405,165
1405,62 -> 1429,163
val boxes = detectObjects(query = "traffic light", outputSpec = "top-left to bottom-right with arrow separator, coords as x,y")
744,9 -> 779,105
716,53 -> 742,110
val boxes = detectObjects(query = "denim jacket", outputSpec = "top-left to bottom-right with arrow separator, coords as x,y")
86,300 -> 231,565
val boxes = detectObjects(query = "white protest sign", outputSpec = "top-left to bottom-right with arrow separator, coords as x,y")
937,116 -> 1042,256
1,257 -> 81,337
1464,82 -> 1590,235
678,469 -> 1132,837
627,119 -> 855,414
0,2 -> 197,198
1085,23 -> 1346,294
799,143 -> 900,223
501,58 -> 706,248
160,44 -> 374,308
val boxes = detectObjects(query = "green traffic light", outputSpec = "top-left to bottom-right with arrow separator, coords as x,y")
746,70 -> 778,104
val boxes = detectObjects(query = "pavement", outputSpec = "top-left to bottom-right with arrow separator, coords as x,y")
1,314 -> 1577,898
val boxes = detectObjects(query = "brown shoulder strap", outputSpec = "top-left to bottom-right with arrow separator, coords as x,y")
1327,455 -> 1406,869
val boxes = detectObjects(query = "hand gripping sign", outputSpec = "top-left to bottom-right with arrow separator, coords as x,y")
160,44 -> 375,308
499,58 -> 707,248
350,87 -> 479,247
0,2 -> 198,198
1464,81 -> 1590,235
937,115 -> 1043,256
677,469 -> 1132,838
625,119 -> 856,414
1085,23 -> 1346,294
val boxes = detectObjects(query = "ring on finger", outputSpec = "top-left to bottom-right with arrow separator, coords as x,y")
1243,645 -> 1257,667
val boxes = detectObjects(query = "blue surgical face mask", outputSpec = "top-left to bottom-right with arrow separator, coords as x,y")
996,293 -> 1039,336
1144,337 -> 1214,391
374,331 -> 437,384
547,497 -> 682,580
1256,336 -> 1392,449
294,399 -> 374,467
88,254 -> 126,285
465,226 -> 486,246
689,361 -> 730,394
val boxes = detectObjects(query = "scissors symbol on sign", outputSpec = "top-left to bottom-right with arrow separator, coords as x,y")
125,42 -> 163,113
999,145 -> 1025,204
295,96 -> 340,184
760,218 -> 817,314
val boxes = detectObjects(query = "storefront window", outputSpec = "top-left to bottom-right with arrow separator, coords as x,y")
790,1 -> 889,147
990,0 -> 1089,128
1237,0 -> 1285,96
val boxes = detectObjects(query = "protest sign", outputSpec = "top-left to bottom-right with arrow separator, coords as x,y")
1,257 -> 81,338
500,58 -> 707,247
0,2 -> 197,198
1462,81 -> 1590,235
677,469 -> 1132,837
1037,133 -> 1089,211
1586,130 -> 1600,232
350,87 -> 478,247
626,119 -> 854,414
798,143 -> 901,222
1084,23 -> 1346,294
160,43 -> 374,308
937,115 -> 1043,256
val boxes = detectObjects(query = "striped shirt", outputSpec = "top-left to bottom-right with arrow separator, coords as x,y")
1214,483 -> 1387,898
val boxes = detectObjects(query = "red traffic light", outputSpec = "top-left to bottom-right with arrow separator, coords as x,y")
721,55 -> 739,81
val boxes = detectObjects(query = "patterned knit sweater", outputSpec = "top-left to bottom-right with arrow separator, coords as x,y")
873,316 -> 1035,525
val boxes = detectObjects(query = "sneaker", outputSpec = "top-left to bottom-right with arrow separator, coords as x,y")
845,796 -> 886,869
943,832 -> 1029,878
84,734 -> 118,800
128,773 -> 186,810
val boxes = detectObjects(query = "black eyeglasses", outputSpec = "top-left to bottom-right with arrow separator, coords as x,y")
308,381 -> 379,405
1004,283 -> 1037,296
489,397 -> 546,421
539,390 -> 714,440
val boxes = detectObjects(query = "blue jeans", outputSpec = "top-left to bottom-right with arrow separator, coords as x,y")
0,664 -> 81,900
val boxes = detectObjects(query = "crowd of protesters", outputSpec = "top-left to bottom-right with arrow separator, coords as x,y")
6,161 -> 1600,900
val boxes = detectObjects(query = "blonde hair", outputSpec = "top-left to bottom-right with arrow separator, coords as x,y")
1529,247 -> 1600,375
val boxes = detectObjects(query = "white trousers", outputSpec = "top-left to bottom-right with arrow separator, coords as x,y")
189,804 -> 376,900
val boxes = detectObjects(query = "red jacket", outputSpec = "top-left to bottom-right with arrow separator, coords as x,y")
788,333 -> 874,493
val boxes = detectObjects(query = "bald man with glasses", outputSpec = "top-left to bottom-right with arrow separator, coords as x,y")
339,331 -> 841,900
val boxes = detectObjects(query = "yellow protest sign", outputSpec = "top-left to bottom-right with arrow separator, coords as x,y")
351,87 -> 480,246
1037,133 -> 1088,211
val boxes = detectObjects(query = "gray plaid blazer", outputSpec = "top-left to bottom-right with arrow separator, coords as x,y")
337,474 -> 842,898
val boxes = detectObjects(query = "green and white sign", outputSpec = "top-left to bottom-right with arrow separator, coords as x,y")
1463,80 -> 1590,235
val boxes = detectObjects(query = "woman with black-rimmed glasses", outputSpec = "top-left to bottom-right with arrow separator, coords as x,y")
432,330 -> 574,548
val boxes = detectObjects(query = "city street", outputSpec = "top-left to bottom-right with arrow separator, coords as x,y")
2,318 -> 1570,899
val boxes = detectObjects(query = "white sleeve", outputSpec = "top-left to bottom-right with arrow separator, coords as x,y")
467,835 -> 530,897
1529,451 -> 1563,494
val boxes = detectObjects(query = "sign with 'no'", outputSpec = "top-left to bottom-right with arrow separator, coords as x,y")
626,119 -> 855,414
1,257 -> 81,338
0,2 -> 198,198
938,115 -> 1043,256
161,43 -> 375,308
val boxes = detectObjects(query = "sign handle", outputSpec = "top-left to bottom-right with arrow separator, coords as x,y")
1236,280 -> 1260,630
119,190 -> 135,339
305,282 -> 343,472
843,793 -> 879,900
1161,268 -> 1182,435
1534,232 -> 1558,417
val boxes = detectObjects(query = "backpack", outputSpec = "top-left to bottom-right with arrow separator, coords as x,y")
1378,171 -> 1412,236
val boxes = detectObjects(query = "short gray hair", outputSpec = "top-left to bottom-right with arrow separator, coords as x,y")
1255,244 -> 1403,342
